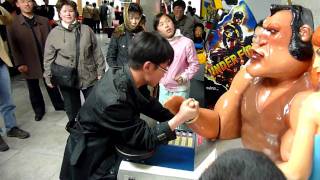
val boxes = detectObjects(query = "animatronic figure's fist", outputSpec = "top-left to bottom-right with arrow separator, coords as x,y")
164,96 -> 219,138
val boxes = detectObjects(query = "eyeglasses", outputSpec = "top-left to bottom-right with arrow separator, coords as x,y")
157,65 -> 168,73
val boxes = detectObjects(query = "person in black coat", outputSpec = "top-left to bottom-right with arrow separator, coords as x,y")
106,3 -> 144,67
60,32 -> 200,180
37,0 -> 55,20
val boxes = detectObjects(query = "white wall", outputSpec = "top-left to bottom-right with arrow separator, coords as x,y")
246,0 -> 319,27
140,0 -> 160,31
182,0 -> 201,16
284,0 -> 320,27
23,0 -> 320,27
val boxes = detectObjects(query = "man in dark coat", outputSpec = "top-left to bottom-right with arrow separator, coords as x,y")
171,0 -> 201,40
99,0 -> 109,31
60,32 -> 199,180
6,0 -> 64,121
37,0 -> 55,20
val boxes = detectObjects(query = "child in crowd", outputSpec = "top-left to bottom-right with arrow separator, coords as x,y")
154,13 -> 199,104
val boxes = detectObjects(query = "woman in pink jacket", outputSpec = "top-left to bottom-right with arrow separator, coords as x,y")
154,13 -> 199,104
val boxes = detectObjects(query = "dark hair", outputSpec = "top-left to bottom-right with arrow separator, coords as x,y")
194,23 -> 206,40
153,13 -> 175,31
233,11 -> 244,20
128,32 -> 174,69
56,0 -> 78,17
128,3 -> 143,15
200,148 -> 286,180
173,0 -> 186,10
270,4 -> 313,61
140,14 -> 146,25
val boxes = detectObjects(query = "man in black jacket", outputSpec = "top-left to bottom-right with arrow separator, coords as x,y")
60,32 -> 199,180
37,0 -> 55,20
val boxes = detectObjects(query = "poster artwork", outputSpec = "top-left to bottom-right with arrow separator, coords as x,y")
204,0 -> 256,108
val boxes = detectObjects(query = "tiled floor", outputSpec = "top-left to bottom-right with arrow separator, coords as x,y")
0,34 -> 110,180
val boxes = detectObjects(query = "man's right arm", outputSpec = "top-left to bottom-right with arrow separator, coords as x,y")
6,19 -> 25,68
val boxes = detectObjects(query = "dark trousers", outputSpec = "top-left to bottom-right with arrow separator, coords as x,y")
26,79 -> 64,116
83,18 -> 94,30
60,86 -> 92,122
93,20 -> 100,33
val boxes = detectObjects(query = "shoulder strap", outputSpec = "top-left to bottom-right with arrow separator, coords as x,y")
75,26 -> 80,69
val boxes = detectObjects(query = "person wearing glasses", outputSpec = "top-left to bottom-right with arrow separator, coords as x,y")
154,13 -> 199,105
60,32 -> 199,180
106,3 -> 144,67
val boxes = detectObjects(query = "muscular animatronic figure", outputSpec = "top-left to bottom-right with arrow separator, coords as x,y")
165,4 -> 315,178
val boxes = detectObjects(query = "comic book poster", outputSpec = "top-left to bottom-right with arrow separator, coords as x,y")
204,0 -> 256,108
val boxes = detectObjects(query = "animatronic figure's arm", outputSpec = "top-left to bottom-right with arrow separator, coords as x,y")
278,92 -> 320,180
164,67 -> 252,139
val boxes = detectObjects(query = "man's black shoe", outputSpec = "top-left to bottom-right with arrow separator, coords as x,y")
0,136 -> 9,151
7,127 -> 30,139
35,114 -> 44,121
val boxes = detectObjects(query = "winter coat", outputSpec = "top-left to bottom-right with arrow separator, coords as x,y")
60,65 -> 176,180
6,14 -> 50,79
106,25 -> 143,67
92,7 -> 100,21
43,22 -> 105,89
171,14 -> 201,40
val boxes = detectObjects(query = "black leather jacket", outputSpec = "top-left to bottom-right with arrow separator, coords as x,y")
106,26 -> 143,67
60,66 -> 175,180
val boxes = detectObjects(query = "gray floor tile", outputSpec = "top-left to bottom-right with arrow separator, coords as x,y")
0,151 -> 62,180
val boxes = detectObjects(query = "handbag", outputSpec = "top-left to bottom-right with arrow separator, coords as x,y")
51,27 -> 80,88
51,62 -> 78,88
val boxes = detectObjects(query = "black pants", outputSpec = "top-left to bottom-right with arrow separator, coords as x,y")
26,79 -> 64,116
93,20 -> 100,33
83,18 -> 93,30
60,86 -> 92,122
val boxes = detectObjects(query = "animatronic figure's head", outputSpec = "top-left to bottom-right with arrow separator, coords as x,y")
248,5 -> 314,79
